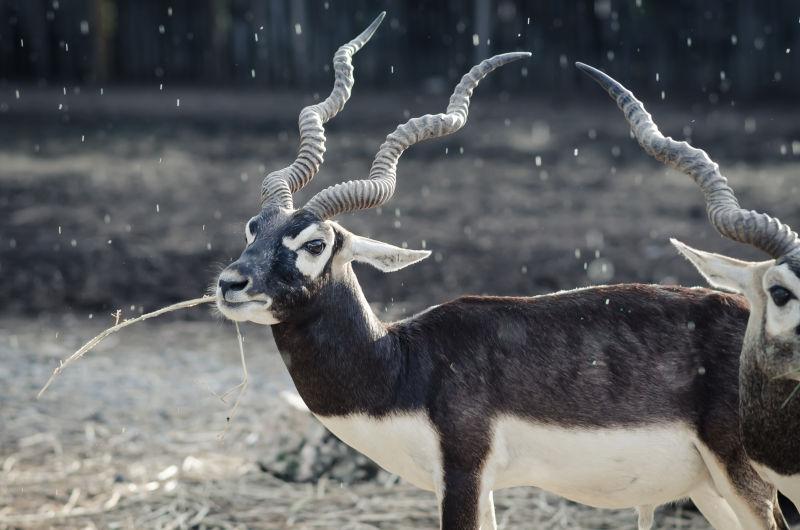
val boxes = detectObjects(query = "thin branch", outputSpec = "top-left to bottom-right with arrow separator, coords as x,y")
38,296 -> 216,399
219,322 -> 249,440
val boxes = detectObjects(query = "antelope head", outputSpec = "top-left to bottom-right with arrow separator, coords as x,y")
215,12 -> 529,326
578,62 -> 800,382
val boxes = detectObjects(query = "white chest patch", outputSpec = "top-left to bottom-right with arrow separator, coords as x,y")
316,413 -> 706,509
314,412 -> 442,491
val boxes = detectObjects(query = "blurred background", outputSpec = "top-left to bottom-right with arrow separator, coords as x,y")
1,1 -> 800,529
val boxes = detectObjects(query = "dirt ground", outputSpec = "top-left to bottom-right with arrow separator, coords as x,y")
1,85 -> 800,528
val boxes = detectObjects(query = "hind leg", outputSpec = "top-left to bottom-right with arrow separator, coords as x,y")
690,481 -> 744,530
636,505 -> 654,530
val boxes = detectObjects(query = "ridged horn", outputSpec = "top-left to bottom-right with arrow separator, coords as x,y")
576,61 -> 800,259
260,12 -> 386,209
303,52 -> 531,219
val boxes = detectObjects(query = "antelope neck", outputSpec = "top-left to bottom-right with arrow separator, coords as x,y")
270,266 -> 412,417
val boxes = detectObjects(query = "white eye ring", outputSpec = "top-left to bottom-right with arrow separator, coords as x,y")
245,217 -> 258,245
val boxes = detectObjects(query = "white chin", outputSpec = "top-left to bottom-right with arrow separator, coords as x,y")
216,298 -> 280,325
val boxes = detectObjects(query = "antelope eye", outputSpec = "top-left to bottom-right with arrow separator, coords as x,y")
303,239 -> 326,256
769,286 -> 794,307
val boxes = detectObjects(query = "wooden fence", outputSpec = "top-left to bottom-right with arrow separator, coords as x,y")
0,0 -> 798,100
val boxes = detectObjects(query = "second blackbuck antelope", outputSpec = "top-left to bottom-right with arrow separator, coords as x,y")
215,14 -> 785,530
578,61 -> 800,520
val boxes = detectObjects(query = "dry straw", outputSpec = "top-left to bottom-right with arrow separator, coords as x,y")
38,296 -> 216,399
36,295 -> 251,436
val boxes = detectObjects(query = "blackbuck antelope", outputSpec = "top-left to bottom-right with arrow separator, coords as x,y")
578,61 -> 800,519
215,14 -> 786,530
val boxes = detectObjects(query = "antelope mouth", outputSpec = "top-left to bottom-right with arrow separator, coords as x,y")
215,291 -> 279,325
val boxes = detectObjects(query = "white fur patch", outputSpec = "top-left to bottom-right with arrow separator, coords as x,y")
486,417 -> 704,508
215,268 -> 278,325
317,413 -> 710,510
315,412 -> 442,492
282,223 -> 334,280
244,216 -> 258,245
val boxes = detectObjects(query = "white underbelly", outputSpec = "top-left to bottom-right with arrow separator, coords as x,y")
315,413 -> 705,508
487,417 -> 705,508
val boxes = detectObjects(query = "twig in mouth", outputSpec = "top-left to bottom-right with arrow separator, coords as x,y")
37,295 -> 216,399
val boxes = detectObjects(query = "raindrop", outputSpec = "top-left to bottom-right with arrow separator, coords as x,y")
534,156 -> 542,167
588,259 -> 615,283
80,20 -> 89,35
472,34 -> 480,46
294,24 -> 302,35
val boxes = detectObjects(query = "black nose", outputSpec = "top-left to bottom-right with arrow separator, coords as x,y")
219,277 -> 249,297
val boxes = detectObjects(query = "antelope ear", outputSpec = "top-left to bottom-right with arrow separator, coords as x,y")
347,234 -> 431,272
670,238 -> 754,294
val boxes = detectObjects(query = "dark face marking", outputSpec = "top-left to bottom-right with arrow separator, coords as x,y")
217,206 -> 339,324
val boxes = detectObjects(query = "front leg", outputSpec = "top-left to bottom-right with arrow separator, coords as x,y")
480,490 -> 498,530
440,466 -> 482,529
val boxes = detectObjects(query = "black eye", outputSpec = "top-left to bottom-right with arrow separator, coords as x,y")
303,239 -> 325,256
769,286 -> 794,307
